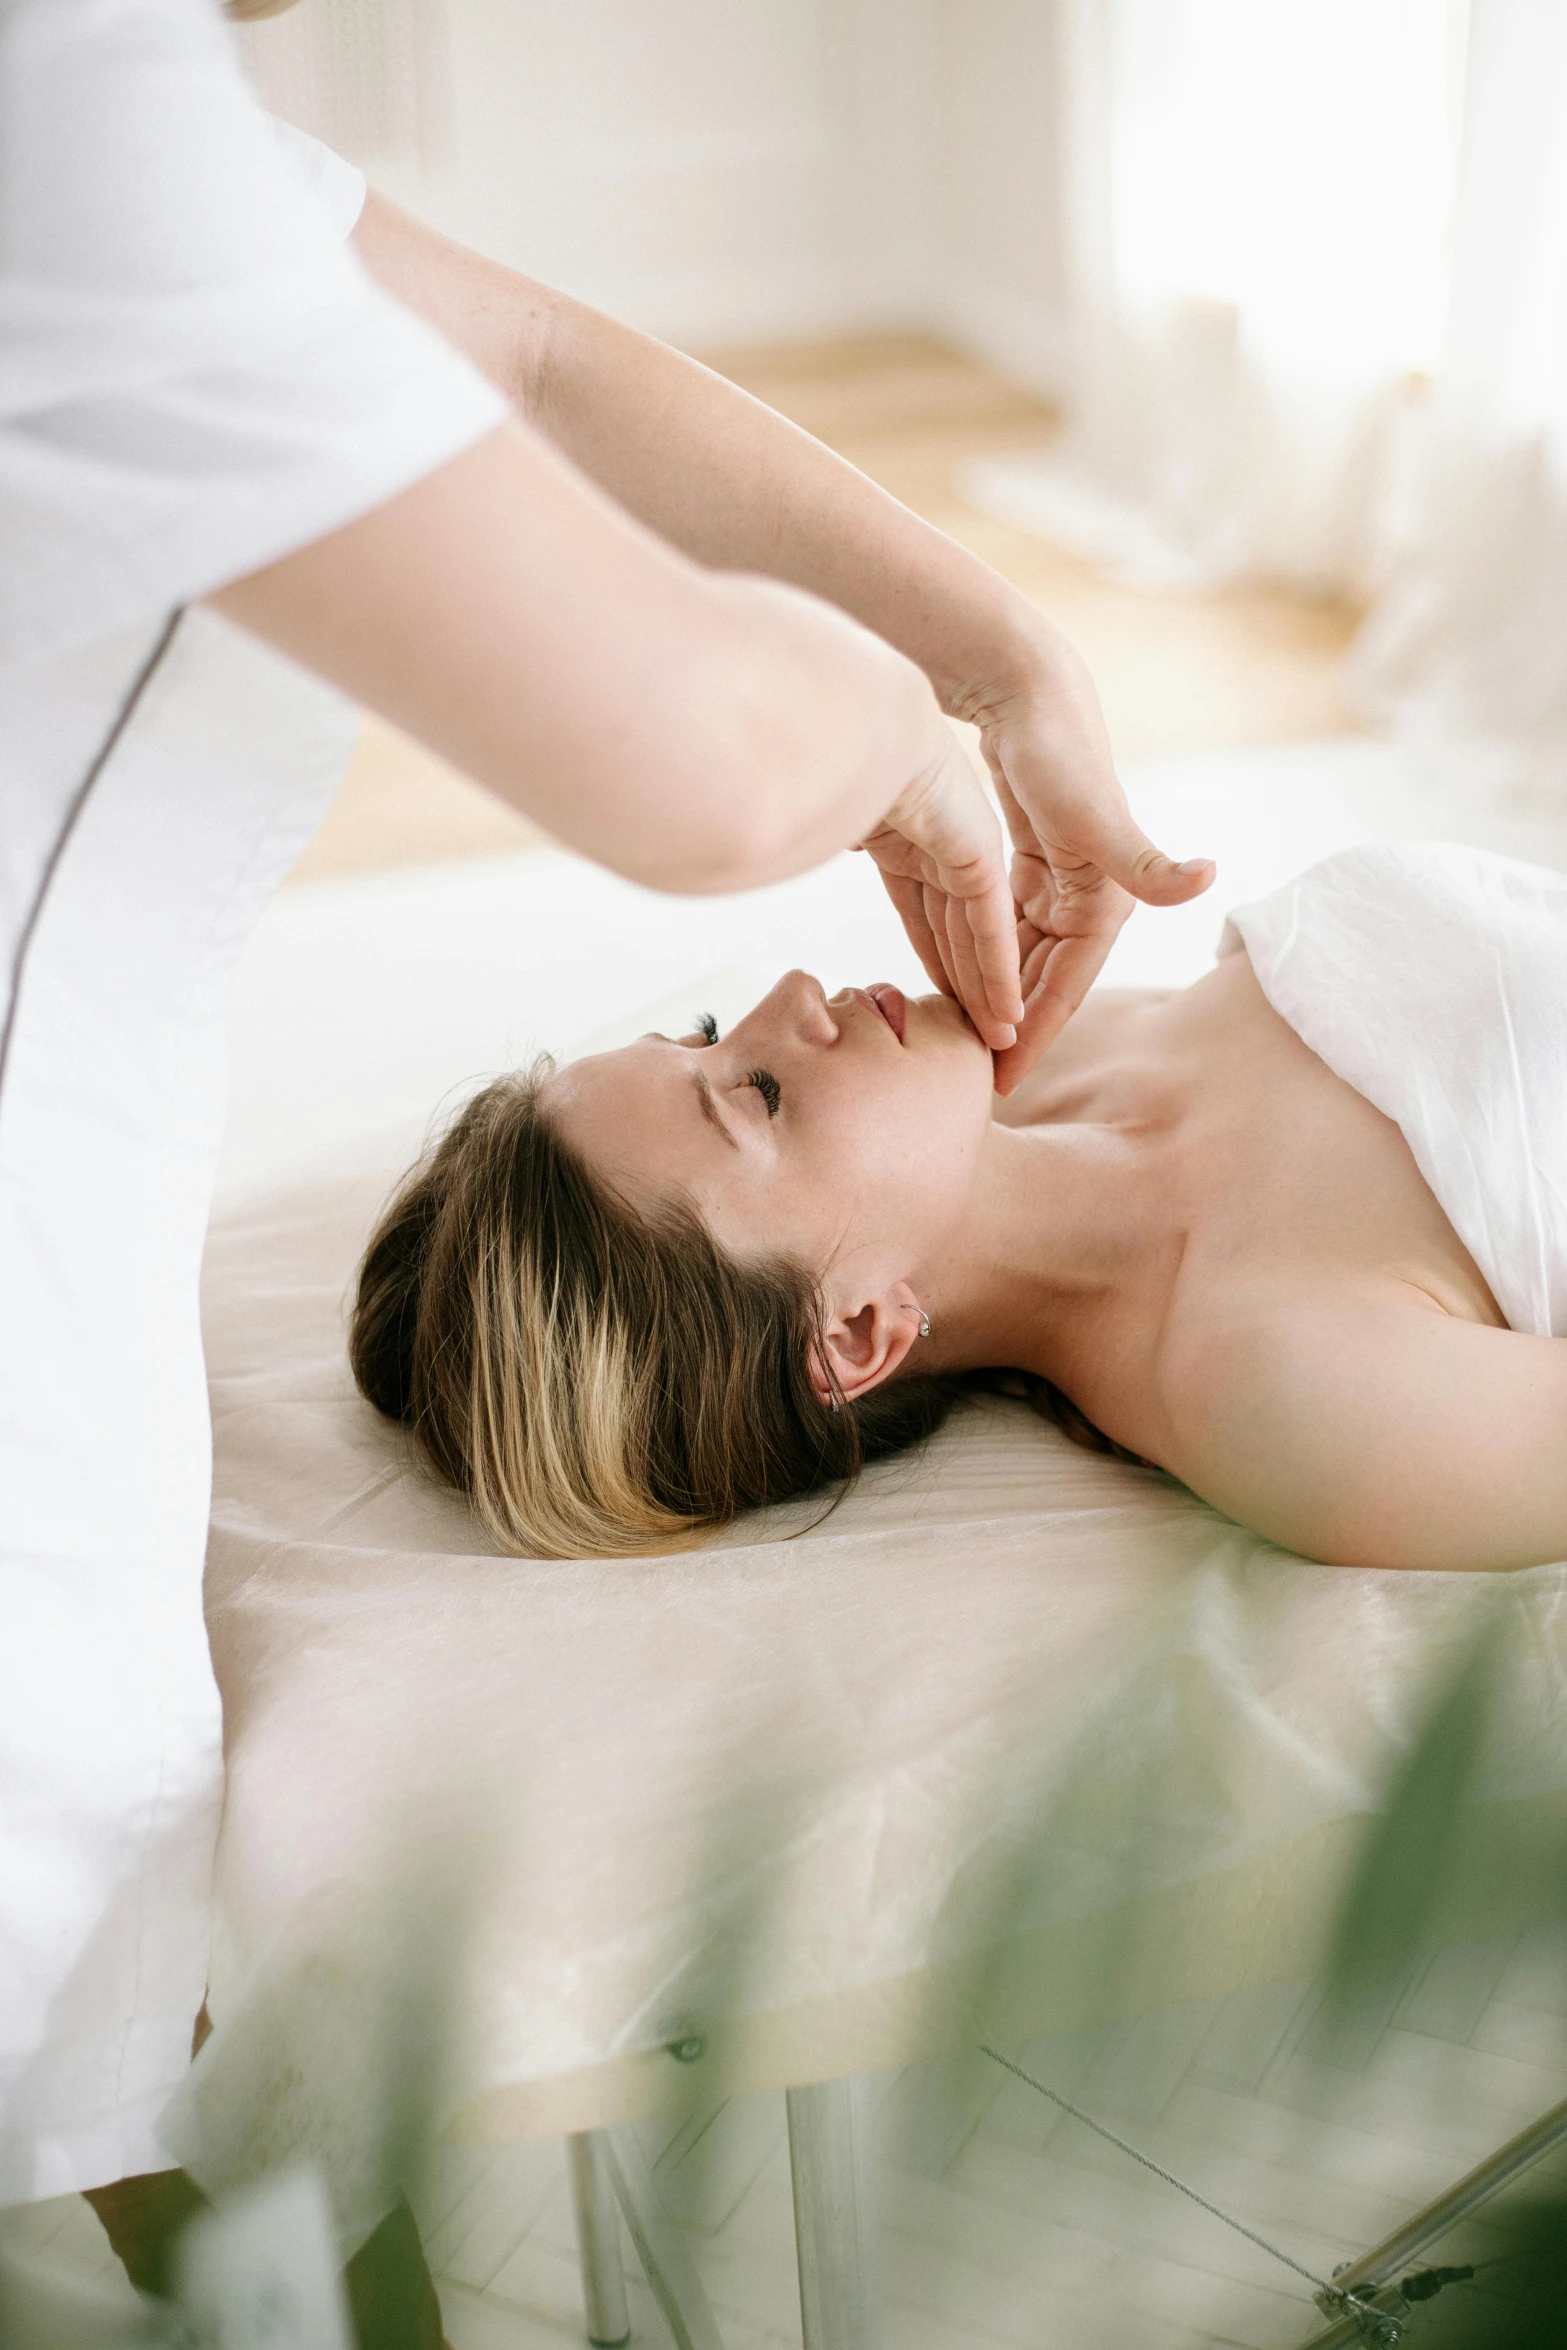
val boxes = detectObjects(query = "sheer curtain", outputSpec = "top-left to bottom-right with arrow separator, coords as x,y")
233,0 -> 451,171
1352,0 -> 1567,786
966,0 -> 1463,595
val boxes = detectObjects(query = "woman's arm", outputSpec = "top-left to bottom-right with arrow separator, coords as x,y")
350,195 -> 1213,1082
1170,1290 -> 1567,1571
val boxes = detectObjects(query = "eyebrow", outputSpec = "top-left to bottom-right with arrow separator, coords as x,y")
691,1066 -> 740,1151
641,1031 -> 741,1151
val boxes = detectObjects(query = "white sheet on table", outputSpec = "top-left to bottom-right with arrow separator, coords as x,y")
178,1163 -> 1567,2232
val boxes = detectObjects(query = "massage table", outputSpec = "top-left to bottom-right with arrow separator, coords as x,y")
176,1160 -> 1567,2348
188,768 -> 1567,2346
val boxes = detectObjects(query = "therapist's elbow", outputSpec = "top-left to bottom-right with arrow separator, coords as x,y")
624,589 -> 909,895
623,703 -> 877,895
616,785 -> 821,900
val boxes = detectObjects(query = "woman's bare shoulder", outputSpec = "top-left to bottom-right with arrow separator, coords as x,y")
1157,1277 -> 1567,1571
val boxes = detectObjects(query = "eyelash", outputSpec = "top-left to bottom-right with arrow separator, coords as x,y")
692,1015 -> 778,1118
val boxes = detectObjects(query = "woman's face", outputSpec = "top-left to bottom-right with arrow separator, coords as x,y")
543,973 -> 994,1288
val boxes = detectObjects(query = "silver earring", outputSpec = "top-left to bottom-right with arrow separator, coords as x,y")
829,1393 -> 840,1412
919,1312 -> 931,1339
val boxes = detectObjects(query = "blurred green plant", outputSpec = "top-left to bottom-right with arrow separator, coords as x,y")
7,1570 -> 1567,2349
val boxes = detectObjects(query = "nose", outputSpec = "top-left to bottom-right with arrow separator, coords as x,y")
751,969 -> 839,1048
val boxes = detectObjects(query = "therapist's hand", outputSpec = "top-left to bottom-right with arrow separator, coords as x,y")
971,639 -> 1214,1095
859,731 -> 1023,1052
344,205 -> 1206,1043
347,201 -> 1203,1040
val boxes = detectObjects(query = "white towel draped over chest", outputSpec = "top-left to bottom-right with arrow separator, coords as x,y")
1223,842 -> 1567,1339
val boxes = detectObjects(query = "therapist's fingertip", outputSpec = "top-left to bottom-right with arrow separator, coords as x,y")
1122,845 -> 1216,904
977,959 -> 1024,1027
990,1043 -> 1025,1095
1151,854 -> 1215,898
982,959 -> 1024,1016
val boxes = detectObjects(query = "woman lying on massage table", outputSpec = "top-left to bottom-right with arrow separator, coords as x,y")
352,841 -> 1567,1574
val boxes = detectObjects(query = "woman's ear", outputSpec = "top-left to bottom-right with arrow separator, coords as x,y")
809,1282 -> 924,1406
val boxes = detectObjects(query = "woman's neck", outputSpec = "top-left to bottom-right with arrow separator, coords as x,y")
925,1116 -> 1178,1386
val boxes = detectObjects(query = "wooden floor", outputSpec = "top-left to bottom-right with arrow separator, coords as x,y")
8,1923 -> 1564,2350
285,335 -> 1362,885
416,1923 -> 1567,2350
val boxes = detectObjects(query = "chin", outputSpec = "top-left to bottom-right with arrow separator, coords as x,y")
904,995 -> 995,1137
911,991 -> 989,1057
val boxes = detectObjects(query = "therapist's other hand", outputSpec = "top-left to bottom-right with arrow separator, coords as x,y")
859,733 -> 1023,1052
972,639 -> 1214,1095
310,208 -> 1201,1016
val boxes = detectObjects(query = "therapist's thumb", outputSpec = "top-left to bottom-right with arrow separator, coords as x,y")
1088,816 -> 1215,907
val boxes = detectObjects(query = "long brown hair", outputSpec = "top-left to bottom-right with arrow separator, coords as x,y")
351,1065 -> 1134,1559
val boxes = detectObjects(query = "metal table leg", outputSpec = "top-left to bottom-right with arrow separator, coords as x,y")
600,2124 -> 728,2350
787,2079 -> 882,2350
1294,2089 -> 1567,2347
571,2081 -> 882,2350
568,2132 -> 631,2348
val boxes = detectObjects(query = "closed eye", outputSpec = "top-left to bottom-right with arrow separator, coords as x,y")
694,1011 -> 719,1045
747,1067 -> 781,1118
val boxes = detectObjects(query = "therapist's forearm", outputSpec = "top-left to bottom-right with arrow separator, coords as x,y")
207,421 -> 959,897
351,195 -> 1054,721
537,305 -> 1060,723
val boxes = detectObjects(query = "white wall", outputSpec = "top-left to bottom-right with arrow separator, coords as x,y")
927,0 -> 1070,394
240,0 -> 1067,382
417,0 -> 945,347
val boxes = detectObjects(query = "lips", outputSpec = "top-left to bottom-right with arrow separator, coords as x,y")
862,983 -> 906,1044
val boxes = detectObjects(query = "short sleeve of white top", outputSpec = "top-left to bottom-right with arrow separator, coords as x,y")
0,0 -> 508,665
263,114 -> 370,241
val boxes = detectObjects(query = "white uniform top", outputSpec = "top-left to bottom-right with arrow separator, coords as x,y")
0,0 -> 507,2199
1224,842 -> 1567,1339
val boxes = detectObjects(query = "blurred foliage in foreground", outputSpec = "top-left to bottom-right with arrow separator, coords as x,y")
5,1588 -> 1567,2348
